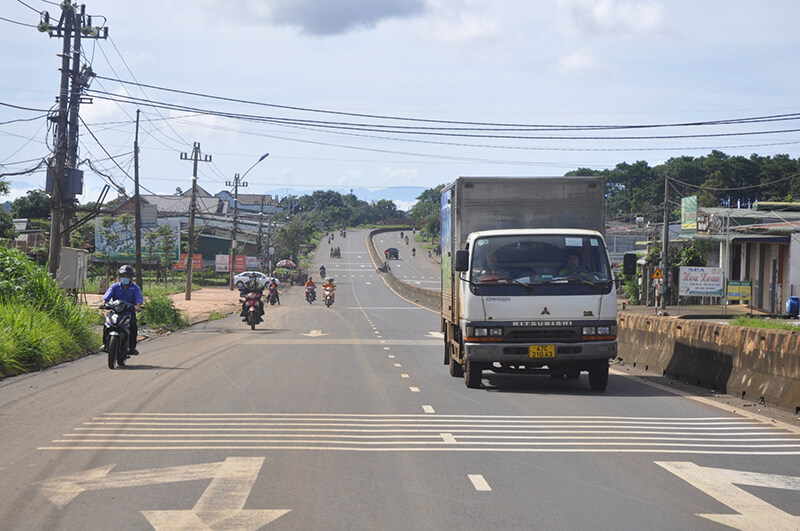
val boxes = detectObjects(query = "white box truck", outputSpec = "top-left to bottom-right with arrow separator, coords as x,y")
441,177 -> 635,389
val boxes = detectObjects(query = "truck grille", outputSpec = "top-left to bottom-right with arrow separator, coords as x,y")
505,328 -> 580,343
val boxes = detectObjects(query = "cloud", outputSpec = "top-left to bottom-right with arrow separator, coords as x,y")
556,49 -> 606,76
558,0 -> 667,39
247,0 -> 428,36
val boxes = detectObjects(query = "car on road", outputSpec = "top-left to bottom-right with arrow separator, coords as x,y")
385,248 -> 399,260
233,271 -> 278,289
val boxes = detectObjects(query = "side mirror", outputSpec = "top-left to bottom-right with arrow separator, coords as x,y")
455,249 -> 469,272
622,253 -> 637,276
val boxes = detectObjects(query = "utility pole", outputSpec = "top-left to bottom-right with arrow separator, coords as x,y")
134,109 -> 143,287
180,143 -> 212,300
46,4 -> 73,278
660,171 -> 670,312
226,173 -> 247,290
257,195 -> 265,261
42,1 -> 107,278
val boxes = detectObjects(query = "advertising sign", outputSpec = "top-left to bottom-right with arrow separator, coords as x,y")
95,218 -> 179,261
245,256 -> 263,269
175,253 -> 203,272
727,280 -> 752,301
681,195 -> 697,232
678,266 -> 723,296
215,254 -> 230,273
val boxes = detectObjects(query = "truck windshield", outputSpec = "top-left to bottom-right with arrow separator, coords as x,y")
470,234 -> 611,287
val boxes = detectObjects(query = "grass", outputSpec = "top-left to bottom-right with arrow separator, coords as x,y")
730,316 -> 800,331
139,294 -> 189,331
207,312 -> 227,322
0,246 -> 101,377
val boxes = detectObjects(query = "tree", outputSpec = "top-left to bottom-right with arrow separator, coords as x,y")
11,190 -> 51,220
408,185 -> 444,239
0,210 -> 14,239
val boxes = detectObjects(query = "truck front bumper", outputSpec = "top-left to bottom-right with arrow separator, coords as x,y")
464,341 -> 616,366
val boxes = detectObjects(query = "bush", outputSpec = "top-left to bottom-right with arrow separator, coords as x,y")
139,294 -> 189,331
0,247 -> 101,376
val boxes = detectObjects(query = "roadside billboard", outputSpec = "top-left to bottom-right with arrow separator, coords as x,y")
174,253 -> 203,271
727,280 -> 752,301
94,218 -> 179,261
678,266 -> 723,296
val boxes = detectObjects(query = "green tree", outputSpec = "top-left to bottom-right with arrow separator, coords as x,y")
408,185 -> 444,239
0,210 -> 14,239
11,190 -> 51,220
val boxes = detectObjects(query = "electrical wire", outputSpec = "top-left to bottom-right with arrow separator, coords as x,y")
15,0 -> 41,12
0,101 -> 51,113
0,15 -> 36,27
669,172 -> 799,191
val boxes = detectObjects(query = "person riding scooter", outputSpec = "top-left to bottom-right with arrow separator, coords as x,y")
239,272 -> 265,321
267,277 -> 281,305
322,277 -> 336,304
304,275 -> 316,302
319,265 -> 326,278
102,264 -> 144,355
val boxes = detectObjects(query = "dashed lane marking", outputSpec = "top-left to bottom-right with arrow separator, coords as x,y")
468,474 -> 492,492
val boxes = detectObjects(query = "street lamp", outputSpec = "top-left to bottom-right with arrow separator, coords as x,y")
229,153 -> 269,290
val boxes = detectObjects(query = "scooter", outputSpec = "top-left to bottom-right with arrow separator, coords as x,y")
323,287 -> 335,308
102,300 -> 136,369
320,267 -> 326,278
306,287 -> 316,304
412,248 -> 416,257
240,291 -> 263,330
377,263 -> 390,273
268,285 -> 279,306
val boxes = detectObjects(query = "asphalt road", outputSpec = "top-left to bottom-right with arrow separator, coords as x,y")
373,230 -> 440,288
1,228 -> 799,530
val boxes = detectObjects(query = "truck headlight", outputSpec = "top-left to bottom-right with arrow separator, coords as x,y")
489,328 -> 503,337
597,326 -> 611,335
582,326 -> 596,336
474,328 -> 488,337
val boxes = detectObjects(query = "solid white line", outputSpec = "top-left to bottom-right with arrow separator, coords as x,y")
468,474 -> 492,491
74,428 -> 787,436
99,413 -> 759,421
422,405 -> 435,414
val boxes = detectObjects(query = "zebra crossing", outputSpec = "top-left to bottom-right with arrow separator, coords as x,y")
39,413 -> 800,455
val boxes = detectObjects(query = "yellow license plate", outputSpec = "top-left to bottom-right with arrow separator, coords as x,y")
529,345 -> 556,358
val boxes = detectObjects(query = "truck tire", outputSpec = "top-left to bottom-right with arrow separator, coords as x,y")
449,354 -> 463,377
444,341 -> 450,365
589,361 -> 609,391
464,360 -> 482,388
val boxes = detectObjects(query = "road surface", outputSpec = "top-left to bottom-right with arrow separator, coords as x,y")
1,228 -> 799,530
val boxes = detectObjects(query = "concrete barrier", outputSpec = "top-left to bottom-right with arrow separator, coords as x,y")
366,229 -> 441,311
618,312 -> 800,411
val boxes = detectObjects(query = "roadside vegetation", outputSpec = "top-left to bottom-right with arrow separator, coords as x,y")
730,316 -> 800,331
0,246 -> 101,377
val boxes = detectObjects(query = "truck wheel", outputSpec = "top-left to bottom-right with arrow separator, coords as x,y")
588,361 -> 609,391
464,361 -> 482,389
449,354 -> 463,377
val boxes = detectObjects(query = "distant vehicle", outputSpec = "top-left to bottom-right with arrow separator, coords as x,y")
386,248 -> 399,260
233,271 -> 278,290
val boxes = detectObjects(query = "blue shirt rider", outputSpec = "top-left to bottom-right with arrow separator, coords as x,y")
102,264 -> 144,355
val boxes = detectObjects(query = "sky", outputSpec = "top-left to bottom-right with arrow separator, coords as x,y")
2,0 -> 800,212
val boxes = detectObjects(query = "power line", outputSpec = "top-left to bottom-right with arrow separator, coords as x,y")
93,74 -> 800,131
0,15 -> 36,27
668,172 -> 800,192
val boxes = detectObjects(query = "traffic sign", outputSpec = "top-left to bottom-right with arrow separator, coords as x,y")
651,268 -> 663,280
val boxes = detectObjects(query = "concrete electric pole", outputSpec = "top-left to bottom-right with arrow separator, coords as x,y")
180,143 -> 212,300
227,173 -> 247,290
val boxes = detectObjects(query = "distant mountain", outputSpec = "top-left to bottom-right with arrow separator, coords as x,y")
1,201 -> 11,213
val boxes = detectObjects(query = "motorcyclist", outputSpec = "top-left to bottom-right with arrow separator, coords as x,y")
412,247 -> 416,257
322,277 -> 336,303
268,277 -> 281,305
102,264 -> 144,355
239,272 -> 265,321
319,265 -> 326,278
304,275 -> 316,300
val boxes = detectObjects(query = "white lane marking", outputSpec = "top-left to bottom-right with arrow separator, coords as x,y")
610,368 -> 800,436
388,355 -> 395,358
142,457 -> 290,530
374,331 -> 380,334
301,330 -> 328,337
410,387 -> 421,393
468,474 -> 492,492
393,363 -> 402,367
401,374 -> 410,379
656,461 -> 800,530
427,331 -> 444,339
441,433 -> 457,443
384,347 -> 391,350
422,406 -> 435,414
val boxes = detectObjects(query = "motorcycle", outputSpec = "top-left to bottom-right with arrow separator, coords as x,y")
323,287 -> 335,308
102,300 -> 136,369
405,236 -> 409,245
306,287 -> 316,304
319,267 -> 326,278
268,285 -> 279,306
412,248 -> 416,257
377,263 -> 390,273
240,291 -> 263,330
